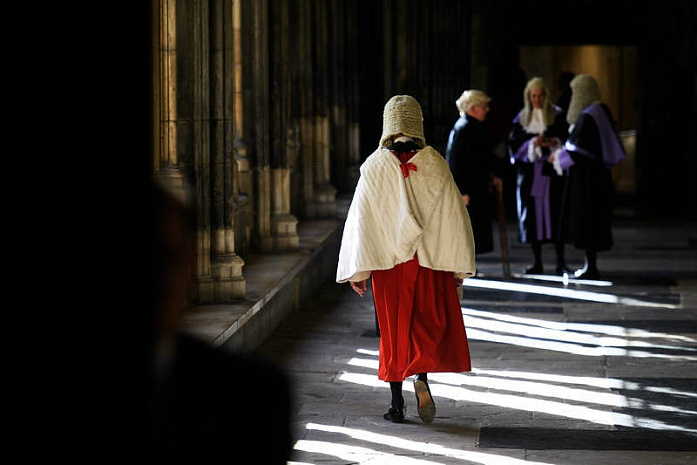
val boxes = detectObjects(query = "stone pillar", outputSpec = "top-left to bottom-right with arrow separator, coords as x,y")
329,0 -> 348,192
171,0 -> 244,302
326,0 -> 359,194
159,0 -> 177,172
270,0 -> 298,251
231,0 -> 253,255
256,166 -> 274,253
232,0 -> 252,199
297,0 -> 316,217
252,0 -> 274,253
185,0 -> 213,301
344,3 -> 361,192
209,0 -> 245,301
311,115 -> 337,217
307,0 -> 337,218
155,0 -> 189,201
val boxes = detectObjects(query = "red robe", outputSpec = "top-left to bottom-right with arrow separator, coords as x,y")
338,145 -> 475,382
372,255 -> 472,382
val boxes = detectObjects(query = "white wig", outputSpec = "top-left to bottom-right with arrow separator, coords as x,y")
380,95 -> 426,148
521,77 -> 556,127
566,74 -> 601,125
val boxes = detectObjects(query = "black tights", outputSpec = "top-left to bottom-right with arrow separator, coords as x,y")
389,373 -> 428,408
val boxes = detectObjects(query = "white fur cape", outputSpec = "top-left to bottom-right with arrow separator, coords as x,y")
336,146 -> 476,283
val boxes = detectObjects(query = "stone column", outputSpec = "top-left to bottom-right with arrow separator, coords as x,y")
270,0 -> 298,251
232,0 -> 251,198
307,0 -> 336,218
297,0 -> 316,217
159,0 -> 177,172
185,0 -> 213,300
344,2 -> 361,191
209,0 -> 245,300
252,0 -> 274,252
173,0 -> 244,302
231,0 -> 253,255
329,0 -> 348,192
155,0 -> 188,197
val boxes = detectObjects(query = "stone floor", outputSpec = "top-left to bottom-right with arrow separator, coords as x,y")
257,217 -> 697,464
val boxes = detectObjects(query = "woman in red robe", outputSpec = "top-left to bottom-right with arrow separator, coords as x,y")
337,95 -> 476,424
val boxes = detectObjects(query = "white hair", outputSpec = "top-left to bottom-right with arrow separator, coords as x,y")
456,90 -> 491,116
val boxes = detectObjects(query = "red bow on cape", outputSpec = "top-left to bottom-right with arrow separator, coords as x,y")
399,162 -> 417,178
395,150 -> 418,178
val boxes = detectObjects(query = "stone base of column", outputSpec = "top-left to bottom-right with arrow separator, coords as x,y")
306,184 -> 337,218
197,253 -> 246,302
272,213 -> 299,251
257,234 -> 274,254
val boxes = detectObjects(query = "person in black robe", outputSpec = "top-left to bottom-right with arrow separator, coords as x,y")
445,89 -> 502,256
549,74 -> 626,280
508,77 -> 570,274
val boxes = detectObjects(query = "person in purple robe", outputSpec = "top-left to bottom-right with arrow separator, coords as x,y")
508,77 -> 570,275
548,74 -> 626,280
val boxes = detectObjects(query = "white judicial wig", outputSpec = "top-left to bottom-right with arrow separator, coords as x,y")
337,95 -> 476,283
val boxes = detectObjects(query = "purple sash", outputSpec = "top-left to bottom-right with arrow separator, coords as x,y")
560,103 -> 626,169
529,158 -> 552,241
586,103 -> 626,167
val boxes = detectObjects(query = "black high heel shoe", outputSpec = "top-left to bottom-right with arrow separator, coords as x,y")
414,379 -> 435,424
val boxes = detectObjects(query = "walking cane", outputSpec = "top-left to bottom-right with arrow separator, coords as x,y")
496,183 -> 511,278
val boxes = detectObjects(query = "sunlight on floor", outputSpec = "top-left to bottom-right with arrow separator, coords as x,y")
461,308 -> 696,342
343,312 -> 697,433
292,422 -> 557,465
292,277 -> 696,463
347,358 -> 625,408
346,358 -> 697,416
461,307 -> 697,360
339,370 -> 696,433
468,368 -> 684,392
510,272 -> 613,287
461,278 -> 679,308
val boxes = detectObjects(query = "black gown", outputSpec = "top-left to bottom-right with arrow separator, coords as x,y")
508,106 -> 568,244
558,103 -> 624,252
445,114 -> 495,254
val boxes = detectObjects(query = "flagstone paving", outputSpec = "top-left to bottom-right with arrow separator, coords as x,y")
257,218 -> 697,465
